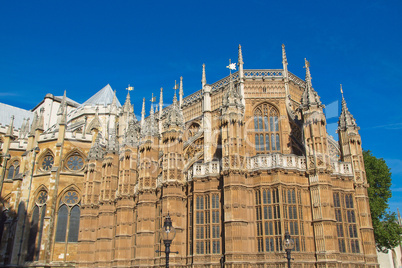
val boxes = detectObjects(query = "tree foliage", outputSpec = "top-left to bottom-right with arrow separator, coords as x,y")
363,150 -> 402,252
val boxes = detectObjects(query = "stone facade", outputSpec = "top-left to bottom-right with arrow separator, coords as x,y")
0,45 -> 378,267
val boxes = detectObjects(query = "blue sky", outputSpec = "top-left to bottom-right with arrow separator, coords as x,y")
1,1 -> 401,212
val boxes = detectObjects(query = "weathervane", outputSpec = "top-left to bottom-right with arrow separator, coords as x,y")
226,59 -> 237,75
150,93 -> 156,108
126,84 -> 134,92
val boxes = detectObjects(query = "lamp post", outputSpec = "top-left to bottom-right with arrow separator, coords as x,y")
157,213 -> 178,268
283,231 -> 294,268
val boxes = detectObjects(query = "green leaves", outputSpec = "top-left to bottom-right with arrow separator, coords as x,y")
364,150 -> 402,252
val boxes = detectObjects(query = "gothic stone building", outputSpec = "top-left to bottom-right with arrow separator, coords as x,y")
0,45 -> 378,267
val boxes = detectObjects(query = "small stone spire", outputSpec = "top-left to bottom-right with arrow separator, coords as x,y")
124,113 -> 140,147
179,76 -> 183,109
398,208 -> 402,225
300,59 -> 323,110
163,91 -> 184,130
57,90 -> 67,125
107,122 -> 119,153
159,87 -> 163,118
123,85 -> 134,113
19,118 -> 26,138
338,85 -> 359,131
88,133 -> 105,160
57,90 -> 67,115
141,97 -> 146,128
238,45 -> 244,81
82,115 -> 87,138
37,107 -> 45,131
29,112 -> 38,136
202,63 -> 207,88
6,115 -> 15,137
282,44 -> 288,74
238,44 -> 244,65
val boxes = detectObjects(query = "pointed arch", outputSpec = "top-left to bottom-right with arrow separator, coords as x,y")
6,157 -> 20,180
37,149 -> 55,172
253,102 -> 281,154
54,185 -> 81,245
63,148 -> 86,172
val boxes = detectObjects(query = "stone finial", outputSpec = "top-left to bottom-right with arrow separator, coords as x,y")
300,59 -> 323,110
88,133 -> 105,160
159,87 -> 163,118
141,97 -> 146,128
163,91 -> 184,130
338,85 -> 359,131
202,63 -> 207,88
282,44 -> 288,70
29,111 -> 38,135
238,44 -> 244,65
179,76 -> 183,109
6,115 -> 15,137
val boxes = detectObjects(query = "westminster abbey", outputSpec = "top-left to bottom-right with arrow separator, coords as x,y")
0,45 -> 378,267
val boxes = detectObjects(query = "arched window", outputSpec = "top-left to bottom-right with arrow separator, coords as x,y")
40,154 -> 54,171
26,190 -> 47,261
254,104 -> 280,153
55,190 -> 80,243
7,161 -> 20,179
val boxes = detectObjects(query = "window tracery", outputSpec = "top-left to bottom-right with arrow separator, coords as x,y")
66,153 -> 84,171
7,160 -> 20,179
255,187 -> 305,253
55,190 -> 81,243
254,103 -> 280,153
27,190 -> 48,261
334,192 -> 360,253
41,154 -> 54,171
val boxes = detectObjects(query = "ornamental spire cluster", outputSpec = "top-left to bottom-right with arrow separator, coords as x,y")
338,85 -> 359,131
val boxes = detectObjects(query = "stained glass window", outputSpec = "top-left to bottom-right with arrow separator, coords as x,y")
67,155 -> 84,171
41,155 -> 54,171
55,190 -> 80,244
254,103 -> 280,153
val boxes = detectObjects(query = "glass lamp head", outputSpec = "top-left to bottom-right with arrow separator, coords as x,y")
161,213 -> 176,243
283,231 -> 294,250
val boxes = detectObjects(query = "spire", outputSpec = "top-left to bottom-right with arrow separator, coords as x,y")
202,63 -> 207,88
300,59 -> 323,110
57,90 -> 67,125
282,44 -> 288,73
238,45 -> 244,82
179,76 -> 183,109
107,123 -> 119,153
123,85 -> 134,113
88,133 -> 105,160
238,44 -> 244,65
57,90 -> 67,115
29,112 -> 38,136
338,85 -> 359,131
398,208 -> 402,225
6,116 -> 15,137
141,97 -> 146,128
37,107 -> 45,131
124,113 -> 140,147
163,91 -> 184,130
159,87 -> 163,118
19,118 -> 27,138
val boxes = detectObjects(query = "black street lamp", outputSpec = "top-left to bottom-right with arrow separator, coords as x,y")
157,213 -> 178,268
283,231 -> 295,268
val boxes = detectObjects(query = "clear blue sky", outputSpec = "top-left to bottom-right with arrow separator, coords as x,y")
1,1 -> 401,212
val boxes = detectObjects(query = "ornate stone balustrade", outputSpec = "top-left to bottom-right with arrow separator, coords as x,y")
288,72 -> 306,88
191,161 -> 220,179
331,161 -> 353,176
246,153 -> 306,171
211,72 -> 239,92
181,91 -> 203,107
244,69 -> 283,78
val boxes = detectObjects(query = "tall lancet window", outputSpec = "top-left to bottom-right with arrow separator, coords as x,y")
55,190 -> 81,244
26,190 -> 48,261
254,103 -> 280,153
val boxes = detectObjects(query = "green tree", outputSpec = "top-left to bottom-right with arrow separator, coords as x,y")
363,150 -> 402,252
